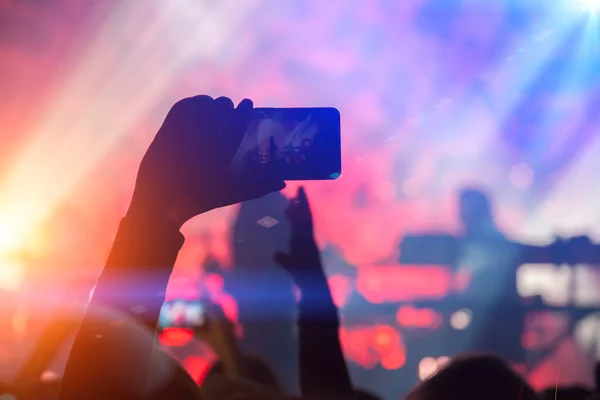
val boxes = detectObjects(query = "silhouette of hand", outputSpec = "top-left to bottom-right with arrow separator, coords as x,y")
193,301 -> 247,379
275,187 -> 323,285
193,302 -> 237,359
129,95 -> 286,227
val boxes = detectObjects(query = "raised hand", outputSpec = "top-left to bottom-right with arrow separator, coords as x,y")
282,186 -> 314,233
193,302 -> 237,359
275,187 -> 354,398
59,96 -> 284,400
128,96 -> 286,228
193,301 -> 248,380
274,187 -> 323,286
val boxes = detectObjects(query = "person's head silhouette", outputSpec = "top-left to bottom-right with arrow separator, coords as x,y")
405,354 -> 539,400
458,187 -> 493,234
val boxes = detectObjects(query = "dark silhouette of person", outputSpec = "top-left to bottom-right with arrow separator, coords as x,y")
229,191 -> 299,394
454,187 -> 525,364
404,354 -> 539,400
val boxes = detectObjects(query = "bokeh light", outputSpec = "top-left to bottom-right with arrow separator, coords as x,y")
450,309 -> 473,330
381,351 -> 406,371
40,370 -> 61,382
418,357 -> 438,380
436,356 -> 451,370
158,328 -> 194,348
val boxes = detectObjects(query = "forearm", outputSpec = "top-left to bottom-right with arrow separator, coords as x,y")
297,272 -> 353,398
58,215 -> 184,400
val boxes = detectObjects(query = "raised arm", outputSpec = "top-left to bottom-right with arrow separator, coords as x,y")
58,96 -> 285,400
275,187 -> 353,399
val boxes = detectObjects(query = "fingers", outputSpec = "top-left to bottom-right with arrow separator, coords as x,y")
297,186 -> 309,206
286,186 -> 312,218
236,98 -> 254,113
214,96 -> 234,110
229,99 -> 255,154
177,94 -> 215,105
298,186 -> 306,197
172,95 -> 215,115
217,98 -> 254,163
156,95 -> 215,141
232,157 -> 286,203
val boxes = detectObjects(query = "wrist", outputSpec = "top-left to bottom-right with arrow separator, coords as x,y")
298,294 -> 339,323
294,269 -> 328,290
126,198 -> 182,231
297,274 -> 337,316
105,213 -> 185,273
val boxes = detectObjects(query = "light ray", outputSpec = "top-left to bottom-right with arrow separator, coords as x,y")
0,0 -> 255,256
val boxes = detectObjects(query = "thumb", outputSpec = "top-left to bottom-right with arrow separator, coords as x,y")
274,252 -> 295,269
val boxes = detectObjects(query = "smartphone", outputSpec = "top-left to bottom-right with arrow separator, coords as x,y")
232,107 -> 342,180
158,300 -> 205,329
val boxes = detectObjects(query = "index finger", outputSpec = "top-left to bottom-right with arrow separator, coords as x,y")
297,187 -> 309,208
289,186 -> 311,213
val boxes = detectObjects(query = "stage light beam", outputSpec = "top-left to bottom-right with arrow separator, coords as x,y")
0,226 -> 12,253
0,0 -> 256,262
579,0 -> 600,12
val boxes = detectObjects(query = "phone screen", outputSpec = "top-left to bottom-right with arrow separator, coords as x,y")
159,300 -> 205,329
232,107 -> 342,181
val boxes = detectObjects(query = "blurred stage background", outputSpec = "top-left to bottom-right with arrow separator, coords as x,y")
1,0 -> 600,399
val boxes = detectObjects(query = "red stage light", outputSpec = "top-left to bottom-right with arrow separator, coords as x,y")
373,325 -> 398,352
204,273 -> 224,293
183,355 -> 211,384
159,328 -> 194,347
381,351 -> 406,370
